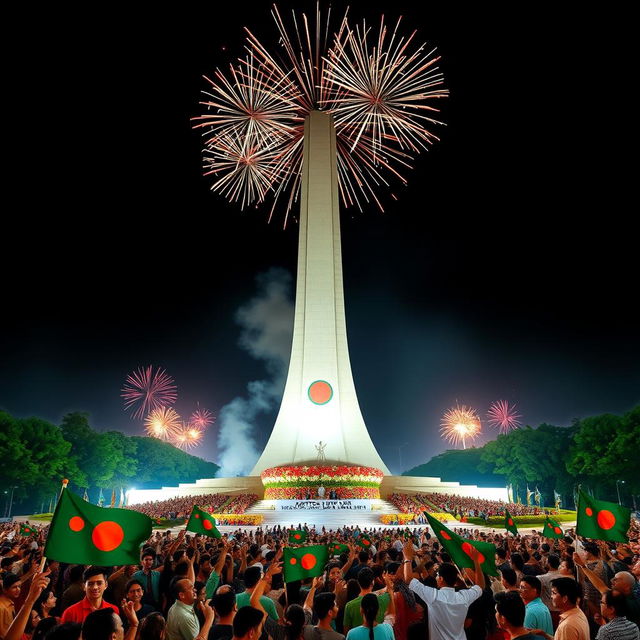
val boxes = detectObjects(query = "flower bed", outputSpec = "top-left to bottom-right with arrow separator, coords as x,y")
261,465 -> 383,500
210,514 -> 264,526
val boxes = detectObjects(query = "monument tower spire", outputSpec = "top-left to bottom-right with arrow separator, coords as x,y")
251,111 -> 390,475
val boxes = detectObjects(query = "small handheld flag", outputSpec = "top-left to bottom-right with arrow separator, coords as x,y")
283,545 -> 328,582
20,524 -> 37,536
44,489 -> 152,565
329,542 -> 349,555
288,529 -> 308,544
355,533 -> 373,549
186,506 -> 221,538
576,490 -> 630,542
504,509 -> 518,536
542,517 -> 564,539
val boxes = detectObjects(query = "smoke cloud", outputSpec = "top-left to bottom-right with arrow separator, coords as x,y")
216,269 -> 294,477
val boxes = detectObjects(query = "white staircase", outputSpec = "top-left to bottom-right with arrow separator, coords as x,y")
244,499 -> 409,530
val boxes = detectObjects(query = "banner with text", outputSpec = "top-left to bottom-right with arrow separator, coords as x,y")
275,500 -> 372,511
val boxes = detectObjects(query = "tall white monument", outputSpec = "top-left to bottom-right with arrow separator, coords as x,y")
251,111 -> 390,475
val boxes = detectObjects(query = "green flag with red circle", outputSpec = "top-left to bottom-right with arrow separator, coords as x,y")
425,512 -> 497,576
355,533 -> 373,549
576,490 -> 630,542
504,509 -> 518,536
44,488 -> 152,565
288,529 -> 308,544
20,524 -> 37,536
283,545 -> 329,582
186,506 -> 221,538
542,516 -> 564,539
330,542 -> 349,555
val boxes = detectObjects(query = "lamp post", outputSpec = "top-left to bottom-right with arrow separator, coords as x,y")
616,480 -> 625,506
2,491 -> 7,518
398,442 -> 409,474
7,486 -> 18,519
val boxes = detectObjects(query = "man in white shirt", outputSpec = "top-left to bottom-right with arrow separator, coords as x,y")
403,540 -> 485,640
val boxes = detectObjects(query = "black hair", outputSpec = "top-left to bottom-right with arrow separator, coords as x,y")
521,575 -> 541,594
438,563 -> 458,587
284,604 -> 306,640
346,579 -> 360,603
496,548 -> 508,560
500,567 -> 517,587
124,579 -> 145,595
233,606 -> 264,638
0,557 -> 15,569
2,573 -> 21,590
357,567 -> 374,589
583,542 -> 600,558
44,621 -> 82,640
32,617 -> 58,640
358,550 -> 370,564
82,566 -> 107,583
213,589 -> 236,616
81,609 -> 119,640
33,588 -> 54,617
547,554 -> 560,570
139,613 -> 166,640
244,565 -> 263,588
313,592 -> 336,619
141,548 -> 156,560
510,553 -> 524,572
603,589 -> 628,617
174,560 -> 189,576
495,591 -> 526,627
551,577 -> 582,605
68,565 -> 85,583
361,593 -> 379,640
385,561 -> 401,575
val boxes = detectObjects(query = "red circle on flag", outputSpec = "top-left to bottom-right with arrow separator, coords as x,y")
585,507 -> 593,517
92,521 -> 124,552
195,514 -> 200,518
597,510 -> 616,530
554,526 -> 562,534
290,558 -> 297,565
69,516 -> 85,532
301,553 -> 317,570
295,534 -> 301,539
508,519 -> 514,526
363,539 -> 370,546
461,542 -> 485,564
203,519 -> 213,530
441,531 -> 452,540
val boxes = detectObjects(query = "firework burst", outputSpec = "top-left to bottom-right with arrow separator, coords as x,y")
189,406 -> 215,430
487,400 -> 522,434
440,404 -> 482,449
194,5 -> 447,224
144,407 -> 181,440
172,423 -> 204,450
121,366 -> 177,420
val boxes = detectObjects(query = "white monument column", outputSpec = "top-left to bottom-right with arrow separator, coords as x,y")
251,111 -> 390,475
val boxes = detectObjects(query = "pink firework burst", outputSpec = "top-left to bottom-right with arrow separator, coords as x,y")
172,423 -> 204,450
189,406 -> 215,430
121,365 -> 177,420
487,400 -> 522,434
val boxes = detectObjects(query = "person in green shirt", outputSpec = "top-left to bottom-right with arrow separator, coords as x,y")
236,566 -> 279,621
343,568 -> 390,633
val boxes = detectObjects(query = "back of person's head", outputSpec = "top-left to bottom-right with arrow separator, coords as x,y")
82,609 -> 120,640
346,579 -> 360,603
357,567 -> 374,589
214,589 -> 237,616
68,564 -> 85,584
361,593 -> 379,640
0,557 -> 15,569
438,563 -> 458,587
521,551 -> 530,563
174,561 -> 189,576
244,566 -> 263,589
357,551 -> 369,565
172,549 -> 185,563
313,592 -> 336,620
547,554 -> 560,570
32,617 -> 58,640
44,622 -> 82,640
583,542 -> 599,558
541,543 -> 550,553
500,568 -> 518,587
284,604 -> 305,640
521,575 -> 541,595
603,589 -> 628,617
439,552 -> 451,563
495,591 -> 526,627
82,566 -> 107,583
551,577 -> 581,605
139,613 -> 166,640
385,561 -> 401,576
233,606 -> 264,639
496,548 -> 507,561
510,553 -> 524,571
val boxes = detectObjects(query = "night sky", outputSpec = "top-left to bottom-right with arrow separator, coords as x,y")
2,4 -> 638,476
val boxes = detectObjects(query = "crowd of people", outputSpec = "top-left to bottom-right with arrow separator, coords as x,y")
126,494 -> 258,520
1,516 -> 639,640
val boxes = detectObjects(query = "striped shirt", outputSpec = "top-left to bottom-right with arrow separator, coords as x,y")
595,617 -> 640,640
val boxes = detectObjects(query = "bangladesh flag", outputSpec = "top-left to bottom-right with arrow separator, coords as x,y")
576,490 -> 630,543
186,506 -> 221,538
356,533 -> 373,549
288,529 -> 308,544
329,542 -> 349,555
504,509 -> 518,536
283,545 -> 328,582
425,512 -> 498,576
542,517 -> 564,539
20,524 -> 37,536
44,489 -> 152,565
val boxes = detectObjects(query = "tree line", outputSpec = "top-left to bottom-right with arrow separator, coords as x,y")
0,410 -> 219,513
404,405 -> 639,508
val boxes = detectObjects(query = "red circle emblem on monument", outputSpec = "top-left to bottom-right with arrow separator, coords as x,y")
308,381 -> 333,405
